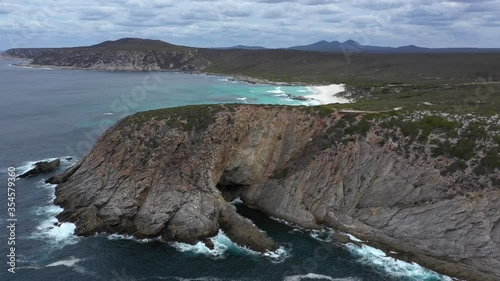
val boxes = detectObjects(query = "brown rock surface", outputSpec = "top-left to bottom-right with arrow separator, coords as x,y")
52,104 -> 500,281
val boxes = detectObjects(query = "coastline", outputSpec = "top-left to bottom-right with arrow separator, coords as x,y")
306,84 -> 351,104
1,58 -> 325,86
4,60 -> 351,106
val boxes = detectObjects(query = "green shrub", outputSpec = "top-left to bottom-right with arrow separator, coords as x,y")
433,139 -> 475,160
384,115 -> 458,141
475,148 -> 500,175
441,160 -> 467,176
345,119 -> 371,137
448,139 -> 476,160
463,122 -> 488,141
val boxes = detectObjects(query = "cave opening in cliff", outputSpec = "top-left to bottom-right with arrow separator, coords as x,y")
216,168 -> 251,202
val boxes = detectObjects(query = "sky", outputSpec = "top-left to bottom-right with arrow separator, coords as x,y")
0,0 -> 499,50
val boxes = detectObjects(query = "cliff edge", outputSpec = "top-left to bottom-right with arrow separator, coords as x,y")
50,104 -> 500,281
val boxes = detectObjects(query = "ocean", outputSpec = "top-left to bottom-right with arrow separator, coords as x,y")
0,59 -> 452,281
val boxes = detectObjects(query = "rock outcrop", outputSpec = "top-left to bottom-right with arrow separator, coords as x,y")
19,159 -> 61,178
1,48 -> 54,59
51,104 -> 500,281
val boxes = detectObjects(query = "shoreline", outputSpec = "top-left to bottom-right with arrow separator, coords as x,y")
1,59 -> 329,86
4,60 -> 352,106
306,84 -> 351,104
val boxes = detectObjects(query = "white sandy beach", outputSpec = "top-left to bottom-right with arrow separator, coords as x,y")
306,84 -> 351,105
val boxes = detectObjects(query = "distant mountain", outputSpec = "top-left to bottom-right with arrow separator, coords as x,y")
91,38 -> 188,51
217,45 -> 267,50
2,38 -> 212,71
290,40 -> 500,54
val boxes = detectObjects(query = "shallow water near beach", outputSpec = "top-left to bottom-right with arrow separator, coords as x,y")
0,59 -> 451,281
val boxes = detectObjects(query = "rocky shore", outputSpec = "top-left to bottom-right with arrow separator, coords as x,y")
49,104 -> 499,280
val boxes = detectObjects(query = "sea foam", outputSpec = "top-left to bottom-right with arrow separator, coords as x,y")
347,244 -> 452,281
267,87 -> 286,95
284,273 -> 359,281
171,230 -> 291,263
30,179 -> 79,247
305,84 -> 351,105
46,256 -> 95,276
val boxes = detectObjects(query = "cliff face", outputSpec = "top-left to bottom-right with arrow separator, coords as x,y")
51,105 -> 500,281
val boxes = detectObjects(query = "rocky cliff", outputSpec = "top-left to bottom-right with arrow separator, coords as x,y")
50,104 -> 500,281
1,48 -> 54,59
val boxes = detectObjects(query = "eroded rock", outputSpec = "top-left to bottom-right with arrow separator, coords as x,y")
51,104 -> 500,280
19,159 -> 60,178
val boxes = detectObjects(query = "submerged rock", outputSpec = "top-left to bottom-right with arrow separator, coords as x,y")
19,159 -> 60,178
51,104 -> 499,281
331,232 -> 352,244
202,238 -> 215,250
285,94 -> 310,101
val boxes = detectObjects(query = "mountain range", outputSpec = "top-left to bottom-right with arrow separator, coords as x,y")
221,39 -> 500,54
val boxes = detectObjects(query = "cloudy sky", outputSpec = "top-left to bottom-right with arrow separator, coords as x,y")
0,0 -> 499,50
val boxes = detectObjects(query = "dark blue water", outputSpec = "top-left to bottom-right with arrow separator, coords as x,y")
0,59 -> 452,281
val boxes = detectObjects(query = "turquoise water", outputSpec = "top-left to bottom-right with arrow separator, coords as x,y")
0,60 -> 452,281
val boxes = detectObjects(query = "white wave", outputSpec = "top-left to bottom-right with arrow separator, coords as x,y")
31,194 -> 79,247
172,277 -> 232,281
267,87 -> 285,94
46,257 -> 94,276
264,245 -> 291,263
306,84 -> 351,105
170,231 -> 230,259
106,233 -> 158,243
346,233 -> 363,243
284,273 -> 359,281
13,64 -> 34,69
236,97 -> 248,104
347,244 -> 452,281
296,90 -> 308,93
35,204 -> 61,216
46,257 -> 82,268
60,155 -> 78,164
230,197 -> 244,205
104,112 -> 114,115
171,230 -> 292,263
32,215 -> 78,244
310,228 -> 334,242
34,179 -> 58,203
16,265 -> 43,270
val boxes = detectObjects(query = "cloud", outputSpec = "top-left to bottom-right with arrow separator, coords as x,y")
0,0 -> 498,50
